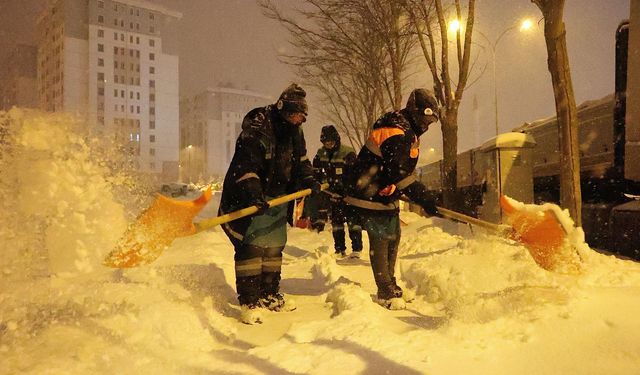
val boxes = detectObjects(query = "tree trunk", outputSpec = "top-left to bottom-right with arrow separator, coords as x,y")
441,108 -> 459,208
536,0 -> 582,226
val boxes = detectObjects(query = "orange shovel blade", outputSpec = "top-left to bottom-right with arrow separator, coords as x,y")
500,195 -> 567,271
104,187 -> 212,268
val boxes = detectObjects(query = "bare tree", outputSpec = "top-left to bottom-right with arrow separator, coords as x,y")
259,0 -> 415,149
532,0 -> 582,226
403,0 -> 476,208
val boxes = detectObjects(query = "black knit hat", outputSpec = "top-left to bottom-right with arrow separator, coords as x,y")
320,125 -> 340,143
406,88 -> 439,118
276,83 -> 308,115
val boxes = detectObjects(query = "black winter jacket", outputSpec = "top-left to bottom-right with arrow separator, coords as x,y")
345,109 -> 434,214
220,105 -> 315,213
313,143 -> 356,197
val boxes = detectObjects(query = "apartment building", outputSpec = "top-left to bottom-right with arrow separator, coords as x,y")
37,0 -> 181,179
180,87 -> 271,181
0,44 -> 39,110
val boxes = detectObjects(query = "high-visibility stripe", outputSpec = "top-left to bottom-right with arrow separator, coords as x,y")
396,175 -> 416,190
365,127 -> 405,157
235,258 -> 262,276
344,196 -> 400,211
236,172 -> 259,183
262,257 -> 282,272
223,222 -> 244,241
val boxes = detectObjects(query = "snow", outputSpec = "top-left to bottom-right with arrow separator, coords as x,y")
2,109 -> 640,374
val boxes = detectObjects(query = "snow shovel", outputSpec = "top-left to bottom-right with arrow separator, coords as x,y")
431,198 -> 575,272
104,183 -> 328,268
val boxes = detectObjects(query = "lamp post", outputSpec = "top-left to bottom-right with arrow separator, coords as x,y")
451,19 -> 533,135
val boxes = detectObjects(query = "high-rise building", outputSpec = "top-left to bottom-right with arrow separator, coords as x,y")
180,87 -> 271,181
0,44 -> 39,110
36,0 -> 181,180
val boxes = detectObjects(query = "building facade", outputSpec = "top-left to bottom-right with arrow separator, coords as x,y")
0,44 -> 39,110
179,87 -> 271,182
37,0 -> 181,180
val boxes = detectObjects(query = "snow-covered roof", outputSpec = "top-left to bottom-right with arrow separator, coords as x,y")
115,0 -> 182,19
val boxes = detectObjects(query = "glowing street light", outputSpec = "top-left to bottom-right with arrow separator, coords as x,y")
472,18 -> 535,135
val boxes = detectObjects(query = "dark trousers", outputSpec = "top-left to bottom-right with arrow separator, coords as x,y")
221,204 -> 287,306
361,212 -> 402,299
330,200 -> 363,253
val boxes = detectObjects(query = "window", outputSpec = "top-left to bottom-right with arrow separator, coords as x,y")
98,116 -> 104,124
149,93 -> 155,101
120,20 -> 124,27
136,92 -> 140,100
121,90 -> 125,98
114,18 -> 118,26
129,35 -> 133,43
136,37 -> 140,44
149,39 -> 155,47
98,15 -> 104,23
98,29 -> 104,38
150,135 -> 156,142
149,80 -> 155,88
98,87 -> 104,96
114,75 -> 119,83
149,107 -> 155,115
149,121 -> 155,129
149,148 -> 155,156
129,50 -> 133,57
98,1 -> 104,8
120,47 -> 124,55
113,46 -> 118,54
97,72 -> 104,81
130,8 -> 133,15
136,106 -> 140,114
150,26 -> 155,33
149,53 -> 155,61
150,13 -> 155,20
135,50 -> 140,57
114,32 -> 118,40
149,66 -> 155,74
120,33 -> 124,41
130,105 -> 133,113
113,4 -> 118,11
121,104 -> 125,112
136,9 -> 140,16
97,43 -> 104,52
150,162 -> 155,169
130,77 -> 134,85
114,89 -> 118,97
98,58 -> 104,66
130,91 -> 133,99
136,23 -> 140,30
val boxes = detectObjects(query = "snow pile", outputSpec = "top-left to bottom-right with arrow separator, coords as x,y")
0,109 -> 130,277
1,109 -> 639,374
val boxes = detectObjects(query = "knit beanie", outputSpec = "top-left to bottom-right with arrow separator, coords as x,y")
276,83 -> 308,115
320,125 -> 340,144
406,88 -> 439,118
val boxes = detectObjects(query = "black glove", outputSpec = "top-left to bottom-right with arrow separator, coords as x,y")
420,199 -> 441,218
310,180 -> 323,194
253,198 -> 271,215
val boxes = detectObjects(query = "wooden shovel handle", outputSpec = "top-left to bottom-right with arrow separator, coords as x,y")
194,183 -> 329,232
436,206 -> 512,234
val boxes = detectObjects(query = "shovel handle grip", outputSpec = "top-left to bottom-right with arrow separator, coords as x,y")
194,183 -> 329,232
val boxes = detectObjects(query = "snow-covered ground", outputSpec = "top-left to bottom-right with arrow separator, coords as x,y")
2,109 -> 640,374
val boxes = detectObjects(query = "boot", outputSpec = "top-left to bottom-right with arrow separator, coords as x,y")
260,292 -> 297,312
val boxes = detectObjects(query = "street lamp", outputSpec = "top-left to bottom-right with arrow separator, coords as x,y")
450,18 -> 534,135
479,19 -> 533,135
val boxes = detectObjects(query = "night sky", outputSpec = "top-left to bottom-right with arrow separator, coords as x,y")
0,0 -> 631,155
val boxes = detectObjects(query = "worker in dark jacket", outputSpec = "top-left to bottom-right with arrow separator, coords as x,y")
313,125 -> 363,258
345,88 -> 441,310
219,83 -> 320,324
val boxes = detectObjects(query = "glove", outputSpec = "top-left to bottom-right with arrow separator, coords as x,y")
253,198 -> 271,215
310,180 -> 323,194
420,199 -> 442,218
